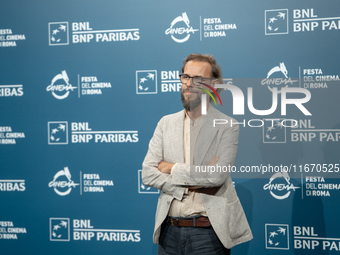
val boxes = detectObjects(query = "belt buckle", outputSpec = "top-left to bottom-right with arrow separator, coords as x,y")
169,218 -> 176,226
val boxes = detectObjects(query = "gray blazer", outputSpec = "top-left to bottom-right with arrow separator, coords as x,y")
142,106 -> 252,248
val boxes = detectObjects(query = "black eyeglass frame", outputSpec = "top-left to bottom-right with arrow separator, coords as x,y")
179,74 -> 216,86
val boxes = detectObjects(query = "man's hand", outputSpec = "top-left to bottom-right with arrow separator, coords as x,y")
158,161 -> 175,174
157,155 -> 219,178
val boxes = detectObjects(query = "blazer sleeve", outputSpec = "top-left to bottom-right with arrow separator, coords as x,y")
142,117 -> 185,200
171,122 -> 239,187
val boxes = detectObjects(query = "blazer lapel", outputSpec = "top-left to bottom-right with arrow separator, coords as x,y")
169,110 -> 185,163
194,106 -> 219,165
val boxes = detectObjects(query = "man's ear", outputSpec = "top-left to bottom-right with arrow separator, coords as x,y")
212,79 -> 219,87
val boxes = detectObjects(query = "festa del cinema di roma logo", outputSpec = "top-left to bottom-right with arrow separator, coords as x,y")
46,70 -> 77,99
263,172 -> 300,200
48,167 -> 79,196
165,12 -> 198,43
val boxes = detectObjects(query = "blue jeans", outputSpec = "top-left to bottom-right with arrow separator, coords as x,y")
158,220 -> 231,255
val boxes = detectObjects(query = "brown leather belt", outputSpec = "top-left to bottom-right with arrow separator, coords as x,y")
168,216 -> 211,227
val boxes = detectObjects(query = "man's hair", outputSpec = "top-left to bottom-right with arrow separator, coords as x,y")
181,53 -> 223,102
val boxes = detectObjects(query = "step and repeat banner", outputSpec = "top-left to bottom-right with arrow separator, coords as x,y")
1,0 -> 340,254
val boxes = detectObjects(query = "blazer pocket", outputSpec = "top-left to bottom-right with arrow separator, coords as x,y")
226,199 -> 250,240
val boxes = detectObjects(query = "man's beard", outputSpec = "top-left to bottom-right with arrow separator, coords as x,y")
181,89 -> 201,111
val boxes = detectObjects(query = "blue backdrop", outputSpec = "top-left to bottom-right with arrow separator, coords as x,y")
1,0 -> 340,254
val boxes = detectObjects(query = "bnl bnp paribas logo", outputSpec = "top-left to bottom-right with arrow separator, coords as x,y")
265,8 -> 340,34
265,9 -> 288,35
48,21 -> 140,45
165,12 -> 199,43
136,71 -> 157,94
50,218 -> 141,242
265,224 -> 340,252
48,22 -> 69,45
265,224 -> 289,250
135,70 -> 182,94
48,121 -> 139,145
48,121 -> 68,145
50,218 -> 70,241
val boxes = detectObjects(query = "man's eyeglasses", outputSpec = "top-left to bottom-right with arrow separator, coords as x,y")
179,74 -> 215,86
